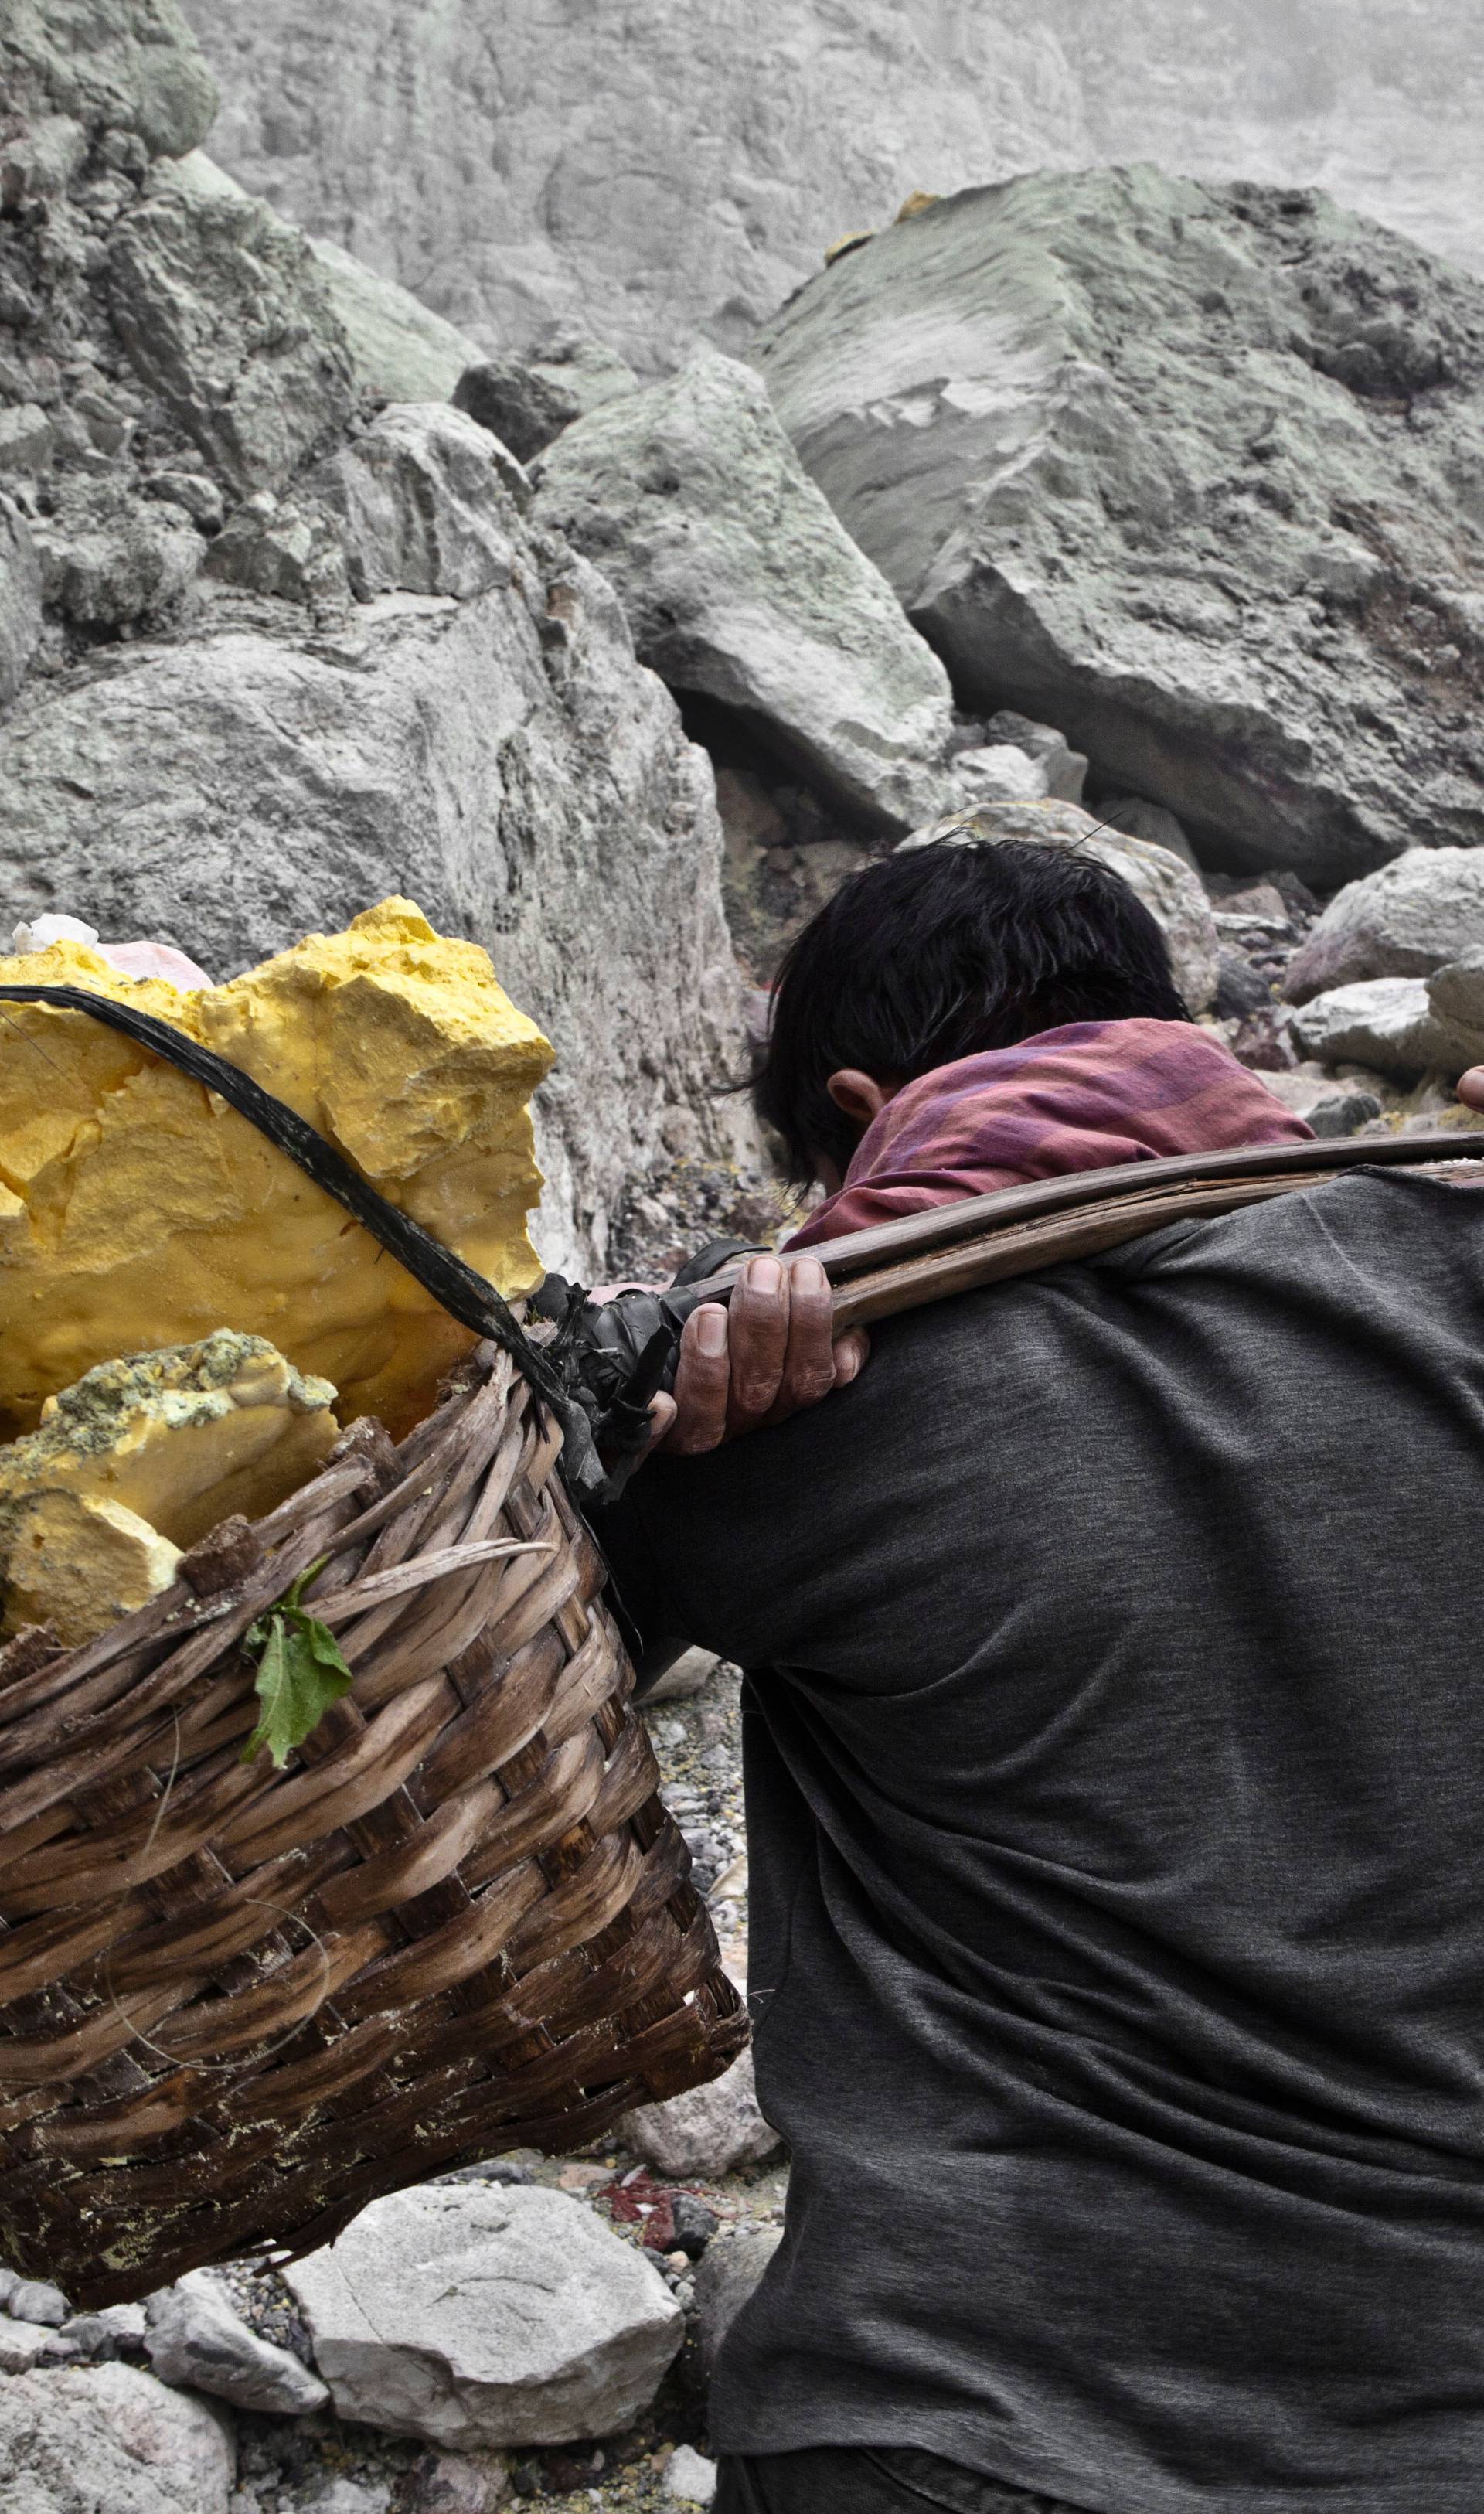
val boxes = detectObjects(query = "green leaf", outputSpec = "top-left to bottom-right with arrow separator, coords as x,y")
240,1573 -> 354,1769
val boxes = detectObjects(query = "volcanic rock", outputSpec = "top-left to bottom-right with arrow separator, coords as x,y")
0,2361 -> 234,2514
533,351 -> 963,836
751,167 -> 1484,887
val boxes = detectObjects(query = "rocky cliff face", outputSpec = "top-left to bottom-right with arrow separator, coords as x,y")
0,2 -> 754,1277
178,0 -> 1484,377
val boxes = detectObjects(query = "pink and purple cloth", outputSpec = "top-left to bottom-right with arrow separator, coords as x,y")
788,1017 -> 1312,1248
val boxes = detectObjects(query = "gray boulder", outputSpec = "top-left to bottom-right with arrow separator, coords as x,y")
1098,795 -> 1199,871
1,498 -> 43,712
693,2227 -> 784,2377
751,168 -> 1484,887
533,351 -> 962,836
109,165 -> 357,498
313,404 -> 530,597
145,2269 -> 328,2414
1,0 -> 218,162
284,2183 -> 683,2449
455,339 -> 639,465
0,2362 -> 234,2514
161,151 -> 487,407
1289,976 -> 1475,1078
901,799 -> 1220,1013
620,2045 -> 782,2181
1285,850 -> 1484,1002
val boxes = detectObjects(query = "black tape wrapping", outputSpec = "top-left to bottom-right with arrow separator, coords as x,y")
0,982 -> 730,1505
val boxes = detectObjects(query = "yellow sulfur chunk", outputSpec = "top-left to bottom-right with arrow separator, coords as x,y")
0,1333 -> 341,1642
0,1490 -> 182,1647
0,899 -> 554,1439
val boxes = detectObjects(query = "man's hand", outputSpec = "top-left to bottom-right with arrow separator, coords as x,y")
645,1254 -> 868,1457
1459,1070 -> 1484,1113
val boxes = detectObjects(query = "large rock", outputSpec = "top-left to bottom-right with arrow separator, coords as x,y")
1,499 -> 43,714
901,799 -> 1220,1013
312,404 -> 529,600
1288,975 -> 1477,1077
3,0 -> 218,161
163,150 -> 487,405
620,2046 -> 782,2181
183,1 -> 1484,376
0,544 -> 746,1272
0,2362 -> 234,2514
284,2184 -> 683,2449
751,169 -> 1484,888
109,165 -> 357,498
1285,849 -> 1484,1001
533,352 -> 961,836
145,2269 -> 328,2414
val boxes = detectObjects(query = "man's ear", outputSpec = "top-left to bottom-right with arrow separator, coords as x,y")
825,1069 -> 892,1132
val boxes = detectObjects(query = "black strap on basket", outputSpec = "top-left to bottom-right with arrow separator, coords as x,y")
0,981 -> 641,1501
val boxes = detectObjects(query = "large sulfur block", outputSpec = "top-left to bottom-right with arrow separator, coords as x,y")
0,1331 -> 341,1643
0,899 -> 554,1439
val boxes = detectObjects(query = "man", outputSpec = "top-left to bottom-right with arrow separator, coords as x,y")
600,842 -> 1484,2514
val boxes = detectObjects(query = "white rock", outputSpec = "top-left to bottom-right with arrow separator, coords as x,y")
1428,949 -> 1484,1038
900,798 -> 1220,1013
948,744 -> 1050,806
0,2362 -> 235,2514
1289,976 -> 1475,1078
621,2045 -> 783,2181
284,2183 -> 684,2449
146,2269 -> 328,2415
664,2444 -> 719,2505
1285,850 -> 1484,1003
9,2277 -> 69,2325
693,2226 -> 785,2376
0,2315 -> 63,2373
0,560 -> 750,1279
982,711 -> 1088,804
305,2486 -> 393,2514
534,351 -> 962,836
754,169 -> 1484,887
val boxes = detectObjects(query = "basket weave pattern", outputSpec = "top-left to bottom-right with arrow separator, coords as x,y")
0,1347 -> 747,2308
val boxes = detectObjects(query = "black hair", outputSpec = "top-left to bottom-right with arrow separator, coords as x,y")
753,838 -> 1191,1184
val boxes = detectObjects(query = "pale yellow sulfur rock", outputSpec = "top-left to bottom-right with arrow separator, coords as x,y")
0,899 -> 554,1439
0,1333 -> 341,1643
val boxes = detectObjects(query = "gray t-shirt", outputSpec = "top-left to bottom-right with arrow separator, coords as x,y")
598,1172 -> 1484,2513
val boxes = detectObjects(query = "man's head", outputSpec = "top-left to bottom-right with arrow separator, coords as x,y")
752,839 -> 1190,1185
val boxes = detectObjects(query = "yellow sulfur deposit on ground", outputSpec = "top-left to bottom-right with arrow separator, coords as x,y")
0,900 -> 554,1441
0,1332 -> 341,1644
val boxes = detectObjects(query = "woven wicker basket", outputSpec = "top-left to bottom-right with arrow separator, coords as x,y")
0,1344 -> 747,2309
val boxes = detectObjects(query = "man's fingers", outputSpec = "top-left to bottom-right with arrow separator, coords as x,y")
660,1303 -> 732,1453
765,1255 -> 839,1422
1458,1067 -> 1484,1112
832,1328 -> 870,1387
726,1255 -> 792,1427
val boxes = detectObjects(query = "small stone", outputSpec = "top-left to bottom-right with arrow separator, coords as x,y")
0,2317 -> 61,2372
146,2269 -> 329,2415
669,2194 -> 720,2260
664,2445 -> 719,2505
10,2277 -> 69,2326
403,2447 -> 512,2512
305,2486 -> 392,2514
1098,793 -> 1200,869
621,2047 -> 781,2181
147,469 -> 226,532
